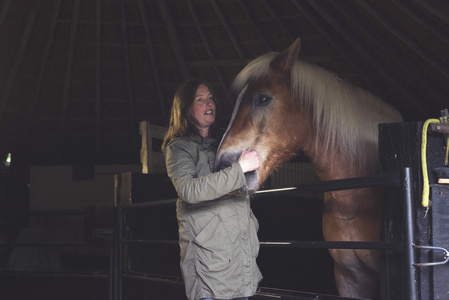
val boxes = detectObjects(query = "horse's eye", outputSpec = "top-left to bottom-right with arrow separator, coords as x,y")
255,94 -> 272,106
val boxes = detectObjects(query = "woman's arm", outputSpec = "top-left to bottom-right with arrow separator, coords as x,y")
165,142 -> 247,204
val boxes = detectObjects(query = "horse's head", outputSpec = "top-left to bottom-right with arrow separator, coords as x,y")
215,38 -> 311,192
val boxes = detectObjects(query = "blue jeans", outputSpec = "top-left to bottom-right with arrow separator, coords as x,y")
201,298 -> 248,300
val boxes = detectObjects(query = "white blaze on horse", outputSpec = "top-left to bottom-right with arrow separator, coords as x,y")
215,38 -> 402,299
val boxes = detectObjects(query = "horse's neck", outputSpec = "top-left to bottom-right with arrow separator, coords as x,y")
314,154 -> 352,182
299,117 -> 382,181
302,139 -> 365,182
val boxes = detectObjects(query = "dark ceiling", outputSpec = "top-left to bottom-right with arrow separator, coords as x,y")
0,0 -> 448,165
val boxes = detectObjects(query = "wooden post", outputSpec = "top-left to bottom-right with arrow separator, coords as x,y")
139,121 -> 167,174
139,121 -> 151,174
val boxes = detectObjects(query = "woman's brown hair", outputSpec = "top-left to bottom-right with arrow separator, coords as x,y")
161,79 -> 219,154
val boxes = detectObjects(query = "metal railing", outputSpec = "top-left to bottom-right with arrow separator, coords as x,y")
0,168 -> 417,299
0,207 -> 114,297
112,167 -> 417,300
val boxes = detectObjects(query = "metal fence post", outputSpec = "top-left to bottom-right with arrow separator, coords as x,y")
402,167 -> 417,300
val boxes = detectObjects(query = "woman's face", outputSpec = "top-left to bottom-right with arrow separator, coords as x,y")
191,84 -> 216,136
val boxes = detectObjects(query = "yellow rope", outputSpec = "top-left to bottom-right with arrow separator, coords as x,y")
421,119 -> 440,207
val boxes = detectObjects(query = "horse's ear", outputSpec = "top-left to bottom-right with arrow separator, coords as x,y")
280,38 -> 301,71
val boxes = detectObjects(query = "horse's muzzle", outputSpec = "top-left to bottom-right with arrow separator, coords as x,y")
215,151 -> 259,193
215,152 -> 239,177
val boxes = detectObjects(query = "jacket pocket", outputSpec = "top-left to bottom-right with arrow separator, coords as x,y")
249,210 -> 260,258
193,214 -> 232,272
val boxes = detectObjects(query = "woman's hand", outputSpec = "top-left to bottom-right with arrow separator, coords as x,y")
238,149 -> 260,173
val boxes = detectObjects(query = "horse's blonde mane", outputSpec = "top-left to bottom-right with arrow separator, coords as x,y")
232,52 -> 402,172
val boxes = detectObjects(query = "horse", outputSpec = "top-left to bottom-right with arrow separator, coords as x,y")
214,38 -> 402,299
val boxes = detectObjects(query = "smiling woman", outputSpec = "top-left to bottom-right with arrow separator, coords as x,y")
161,79 -> 262,300
191,84 -> 216,137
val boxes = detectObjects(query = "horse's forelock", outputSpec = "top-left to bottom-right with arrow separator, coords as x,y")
231,52 -> 278,95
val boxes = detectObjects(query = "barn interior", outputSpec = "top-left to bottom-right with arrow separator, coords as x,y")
1,0 -> 449,299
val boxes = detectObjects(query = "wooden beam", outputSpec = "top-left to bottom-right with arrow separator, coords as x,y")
0,0 -> 12,30
262,0 -> 296,40
157,0 -> 191,79
391,0 -> 449,46
95,0 -> 102,156
302,0 -> 433,115
186,0 -> 218,63
189,56 -> 331,68
119,0 -> 136,134
290,1 -> 387,99
0,0 -> 42,120
330,1 -> 448,108
237,0 -> 273,51
358,0 -> 449,83
186,0 -> 231,104
23,1 -> 62,134
138,0 -> 168,126
412,0 -> 449,25
58,0 -> 81,148
189,59 -> 250,68
210,0 -> 246,58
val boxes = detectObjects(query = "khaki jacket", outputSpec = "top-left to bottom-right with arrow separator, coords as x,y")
165,137 -> 262,300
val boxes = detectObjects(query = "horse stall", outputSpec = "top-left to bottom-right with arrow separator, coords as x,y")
1,120 -> 447,300
113,120 -> 449,300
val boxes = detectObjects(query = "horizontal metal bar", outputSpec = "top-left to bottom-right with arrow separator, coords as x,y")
121,198 -> 177,210
261,240 -> 404,251
28,209 -> 86,217
255,171 -> 400,198
121,273 -> 184,288
256,287 -> 354,300
119,172 -> 400,210
0,271 -> 108,280
0,242 -> 85,247
122,239 -> 177,246
121,239 -> 403,251
122,273 -> 356,299
0,208 -> 86,219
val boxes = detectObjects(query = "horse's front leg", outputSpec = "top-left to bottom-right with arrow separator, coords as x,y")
331,248 -> 380,299
322,189 -> 382,300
